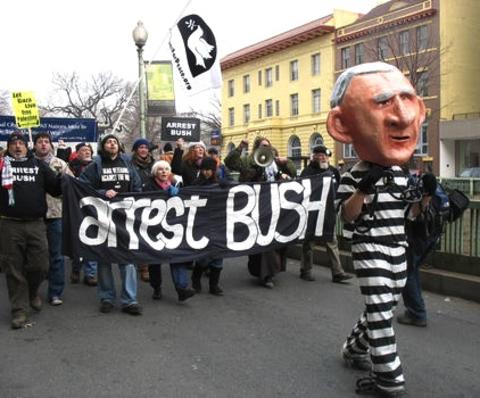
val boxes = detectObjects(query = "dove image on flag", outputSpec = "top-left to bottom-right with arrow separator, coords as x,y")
169,14 -> 222,95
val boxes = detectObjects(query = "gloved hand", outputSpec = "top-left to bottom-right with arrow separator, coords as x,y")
421,173 -> 437,196
168,185 -> 179,197
357,165 -> 385,194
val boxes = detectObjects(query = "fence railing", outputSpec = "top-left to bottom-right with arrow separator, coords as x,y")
438,178 -> 480,197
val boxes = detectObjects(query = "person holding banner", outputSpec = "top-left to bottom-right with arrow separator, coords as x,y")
79,133 -> 143,316
0,132 -> 62,329
143,160 -> 196,302
224,136 -> 296,288
33,132 -> 74,306
131,138 -> 156,283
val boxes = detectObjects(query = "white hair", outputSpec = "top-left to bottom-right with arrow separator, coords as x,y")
330,62 -> 399,108
151,160 -> 171,176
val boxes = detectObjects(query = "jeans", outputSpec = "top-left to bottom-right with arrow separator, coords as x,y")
46,219 -> 65,299
402,252 -> 427,321
72,258 -> 97,278
97,263 -> 138,306
148,263 -> 189,290
197,257 -> 223,269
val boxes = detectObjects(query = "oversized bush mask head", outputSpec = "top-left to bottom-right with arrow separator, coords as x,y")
327,62 -> 426,166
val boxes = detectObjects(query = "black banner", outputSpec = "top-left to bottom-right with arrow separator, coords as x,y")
62,174 -> 336,264
161,117 -> 200,141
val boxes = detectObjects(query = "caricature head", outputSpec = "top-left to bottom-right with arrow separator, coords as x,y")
327,62 -> 426,166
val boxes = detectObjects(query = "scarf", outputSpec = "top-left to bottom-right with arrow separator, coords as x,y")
1,155 -> 17,206
133,153 -> 153,168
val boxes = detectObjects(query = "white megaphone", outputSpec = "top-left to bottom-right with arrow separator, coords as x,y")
253,147 -> 274,167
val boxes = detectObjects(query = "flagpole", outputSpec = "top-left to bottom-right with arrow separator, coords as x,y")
111,0 -> 193,136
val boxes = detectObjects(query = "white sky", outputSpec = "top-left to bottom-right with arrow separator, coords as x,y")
1,0 -> 379,112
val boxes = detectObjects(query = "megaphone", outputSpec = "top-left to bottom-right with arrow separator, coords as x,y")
253,147 -> 274,167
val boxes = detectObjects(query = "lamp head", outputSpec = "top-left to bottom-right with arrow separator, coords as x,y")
132,21 -> 148,48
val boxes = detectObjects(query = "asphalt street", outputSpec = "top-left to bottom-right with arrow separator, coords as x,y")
1,257 -> 479,398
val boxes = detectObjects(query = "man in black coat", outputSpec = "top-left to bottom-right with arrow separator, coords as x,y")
299,145 -> 352,283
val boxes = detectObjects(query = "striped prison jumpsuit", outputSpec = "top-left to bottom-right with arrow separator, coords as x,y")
336,161 -> 412,392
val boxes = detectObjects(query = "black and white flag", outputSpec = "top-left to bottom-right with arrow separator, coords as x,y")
62,175 -> 336,264
169,14 -> 222,96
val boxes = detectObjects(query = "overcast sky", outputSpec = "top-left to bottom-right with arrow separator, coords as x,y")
1,0 -> 379,112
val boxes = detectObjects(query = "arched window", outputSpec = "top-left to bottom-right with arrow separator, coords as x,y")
288,135 -> 302,169
310,133 -> 324,151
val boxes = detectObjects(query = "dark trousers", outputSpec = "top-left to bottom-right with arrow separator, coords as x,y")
401,251 -> 427,321
0,219 -> 49,315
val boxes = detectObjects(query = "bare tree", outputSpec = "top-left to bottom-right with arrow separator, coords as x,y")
43,71 -> 140,136
187,92 -> 222,145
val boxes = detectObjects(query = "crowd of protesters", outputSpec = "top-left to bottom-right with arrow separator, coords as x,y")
0,131 -> 355,330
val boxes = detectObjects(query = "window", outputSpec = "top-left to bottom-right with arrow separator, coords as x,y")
399,30 -> 410,55
341,47 -> 350,69
378,37 -> 389,60
258,103 -> 262,119
310,133 -> 324,151
343,143 -> 356,158
228,80 -> 234,97
275,100 -> 280,116
311,53 -> 320,75
258,70 -> 262,86
275,65 -> 280,81
312,89 -> 321,113
290,60 -> 299,81
265,99 -> 273,117
228,107 -> 235,127
265,67 -> 273,87
415,122 -> 428,155
417,71 -> 429,96
288,135 -> 302,169
290,93 -> 299,116
243,75 -> 250,93
416,25 -> 428,51
243,104 -> 250,124
354,43 -> 364,65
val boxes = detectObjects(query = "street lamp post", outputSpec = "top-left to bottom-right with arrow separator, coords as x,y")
132,21 -> 148,139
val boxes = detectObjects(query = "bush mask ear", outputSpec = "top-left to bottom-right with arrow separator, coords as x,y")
327,107 -> 353,144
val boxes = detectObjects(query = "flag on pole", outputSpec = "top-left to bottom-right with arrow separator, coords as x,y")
169,14 -> 222,96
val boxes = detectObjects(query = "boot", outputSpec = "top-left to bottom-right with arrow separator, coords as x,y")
191,264 -> 203,293
209,267 -> 224,296
300,269 -> 315,281
177,287 -> 196,302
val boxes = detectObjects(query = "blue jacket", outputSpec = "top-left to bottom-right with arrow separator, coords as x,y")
79,154 -> 142,195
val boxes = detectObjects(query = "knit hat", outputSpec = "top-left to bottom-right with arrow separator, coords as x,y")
163,142 -> 173,152
7,131 -> 28,147
76,142 -> 91,152
200,156 -> 217,171
132,138 -> 150,152
207,147 -> 219,155
312,145 -> 332,157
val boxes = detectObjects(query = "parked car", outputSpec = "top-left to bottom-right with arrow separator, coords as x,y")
459,167 -> 480,178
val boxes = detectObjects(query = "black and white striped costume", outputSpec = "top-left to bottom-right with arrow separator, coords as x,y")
336,160 -> 411,393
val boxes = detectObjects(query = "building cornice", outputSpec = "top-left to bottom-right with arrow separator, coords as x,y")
336,0 -> 436,43
221,15 -> 335,71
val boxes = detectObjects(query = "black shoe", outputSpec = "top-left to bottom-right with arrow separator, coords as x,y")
177,287 -> 196,302
209,285 -> 224,296
332,273 -> 353,283
341,346 -> 372,371
152,287 -> 162,300
121,303 -> 143,316
300,271 -> 315,281
99,301 -> 114,313
356,376 -> 406,397
397,312 -> 427,327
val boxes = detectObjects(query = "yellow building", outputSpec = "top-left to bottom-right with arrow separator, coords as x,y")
220,10 -> 359,167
